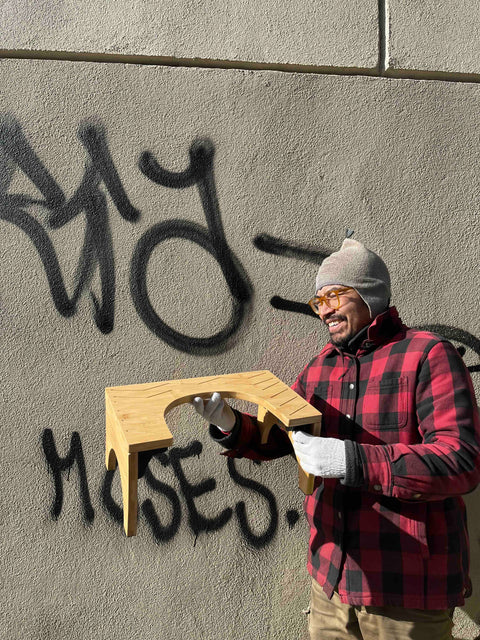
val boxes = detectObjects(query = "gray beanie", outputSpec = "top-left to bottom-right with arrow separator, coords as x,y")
315,239 -> 391,318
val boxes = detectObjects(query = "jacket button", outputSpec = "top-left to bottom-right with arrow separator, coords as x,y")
374,484 -> 381,491
412,493 -> 422,499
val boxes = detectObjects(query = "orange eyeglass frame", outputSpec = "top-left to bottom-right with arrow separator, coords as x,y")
308,287 -> 354,315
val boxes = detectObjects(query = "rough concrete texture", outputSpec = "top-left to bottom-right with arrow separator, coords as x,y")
1,0 -> 379,68
389,0 -> 480,74
0,59 -> 479,639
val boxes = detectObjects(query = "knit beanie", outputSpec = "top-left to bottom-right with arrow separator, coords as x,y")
315,238 -> 391,318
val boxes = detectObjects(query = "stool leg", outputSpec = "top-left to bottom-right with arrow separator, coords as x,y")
106,403 -> 139,536
105,444 -> 138,536
257,407 -> 278,444
118,449 -> 138,537
286,430 -> 314,495
105,440 -> 117,471
297,461 -> 316,495
286,420 -> 322,495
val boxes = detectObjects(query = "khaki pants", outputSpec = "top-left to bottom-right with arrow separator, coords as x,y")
308,578 -> 454,640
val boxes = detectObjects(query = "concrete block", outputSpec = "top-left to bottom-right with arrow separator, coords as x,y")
1,0 -> 379,68
389,1 -> 480,75
1,60 -> 479,639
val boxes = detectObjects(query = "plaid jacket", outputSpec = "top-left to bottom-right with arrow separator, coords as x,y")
212,307 -> 480,609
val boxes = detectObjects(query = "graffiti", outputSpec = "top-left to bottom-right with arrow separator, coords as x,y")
122,447 -> 282,548
167,441 -> 233,539
41,428 -> 95,523
270,296 -> 316,317
253,233 -> 330,264
227,457 -> 278,548
286,509 -> 301,529
253,233 -> 329,318
132,139 -> 252,354
0,117 -> 138,334
141,464 -> 183,543
43,429 -> 298,547
0,116 -> 251,353
1,117 -> 478,360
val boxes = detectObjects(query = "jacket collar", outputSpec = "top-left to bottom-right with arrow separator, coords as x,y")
319,306 -> 405,357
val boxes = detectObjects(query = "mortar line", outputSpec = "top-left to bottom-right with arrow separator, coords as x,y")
2,48 -> 480,85
378,0 -> 389,75
0,49 -> 378,76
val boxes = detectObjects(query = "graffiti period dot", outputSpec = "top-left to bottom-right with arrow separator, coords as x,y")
286,509 -> 300,528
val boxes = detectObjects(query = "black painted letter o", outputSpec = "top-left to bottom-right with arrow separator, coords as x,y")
130,220 -> 248,354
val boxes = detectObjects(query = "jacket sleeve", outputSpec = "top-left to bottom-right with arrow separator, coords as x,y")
208,365 -> 311,461
352,340 -> 480,501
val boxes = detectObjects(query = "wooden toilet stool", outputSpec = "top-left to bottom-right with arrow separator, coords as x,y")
105,370 -> 322,536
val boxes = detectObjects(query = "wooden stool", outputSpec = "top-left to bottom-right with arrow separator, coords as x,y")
105,370 -> 322,536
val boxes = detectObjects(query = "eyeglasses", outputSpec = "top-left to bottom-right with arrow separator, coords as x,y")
308,287 -> 354,315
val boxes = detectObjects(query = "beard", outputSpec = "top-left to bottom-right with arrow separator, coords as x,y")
326,314 -> 371,352
330,335 -> 351,349
325,314 -> 353,349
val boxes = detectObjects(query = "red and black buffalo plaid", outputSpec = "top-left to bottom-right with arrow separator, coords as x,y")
212,307 -> 480,609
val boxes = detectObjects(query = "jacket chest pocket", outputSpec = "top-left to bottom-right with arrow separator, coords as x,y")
362,375 -> 408,430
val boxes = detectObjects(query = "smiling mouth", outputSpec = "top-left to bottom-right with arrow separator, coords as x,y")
325,316 -> 346,332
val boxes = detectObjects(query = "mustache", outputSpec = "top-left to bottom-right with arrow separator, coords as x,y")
323,314 -> 346,326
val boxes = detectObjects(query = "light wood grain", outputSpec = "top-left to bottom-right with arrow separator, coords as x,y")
105,370 -> 322,536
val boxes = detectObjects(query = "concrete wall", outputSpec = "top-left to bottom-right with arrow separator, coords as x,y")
1,0 -> 379,67
1,4 -> 480,640
389,0 -> 480,75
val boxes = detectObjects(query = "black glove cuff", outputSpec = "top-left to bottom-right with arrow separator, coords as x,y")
341,440 -> 365,487
208,409 -> 242,449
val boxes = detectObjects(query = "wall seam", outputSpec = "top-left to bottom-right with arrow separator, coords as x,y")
2,49 -> 480,85
378,0 -> 389,75
0,49 -> 378,76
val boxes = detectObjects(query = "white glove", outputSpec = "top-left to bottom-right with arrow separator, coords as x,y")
291,431 -> 346,478
191,392 -> 236,432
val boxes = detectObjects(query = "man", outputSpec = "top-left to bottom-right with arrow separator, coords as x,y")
192,237 -> 480,639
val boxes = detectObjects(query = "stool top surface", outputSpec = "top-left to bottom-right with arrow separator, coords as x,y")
106,370 -> 322,452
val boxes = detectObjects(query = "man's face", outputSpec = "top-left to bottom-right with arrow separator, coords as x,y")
317,284 -> 372,348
